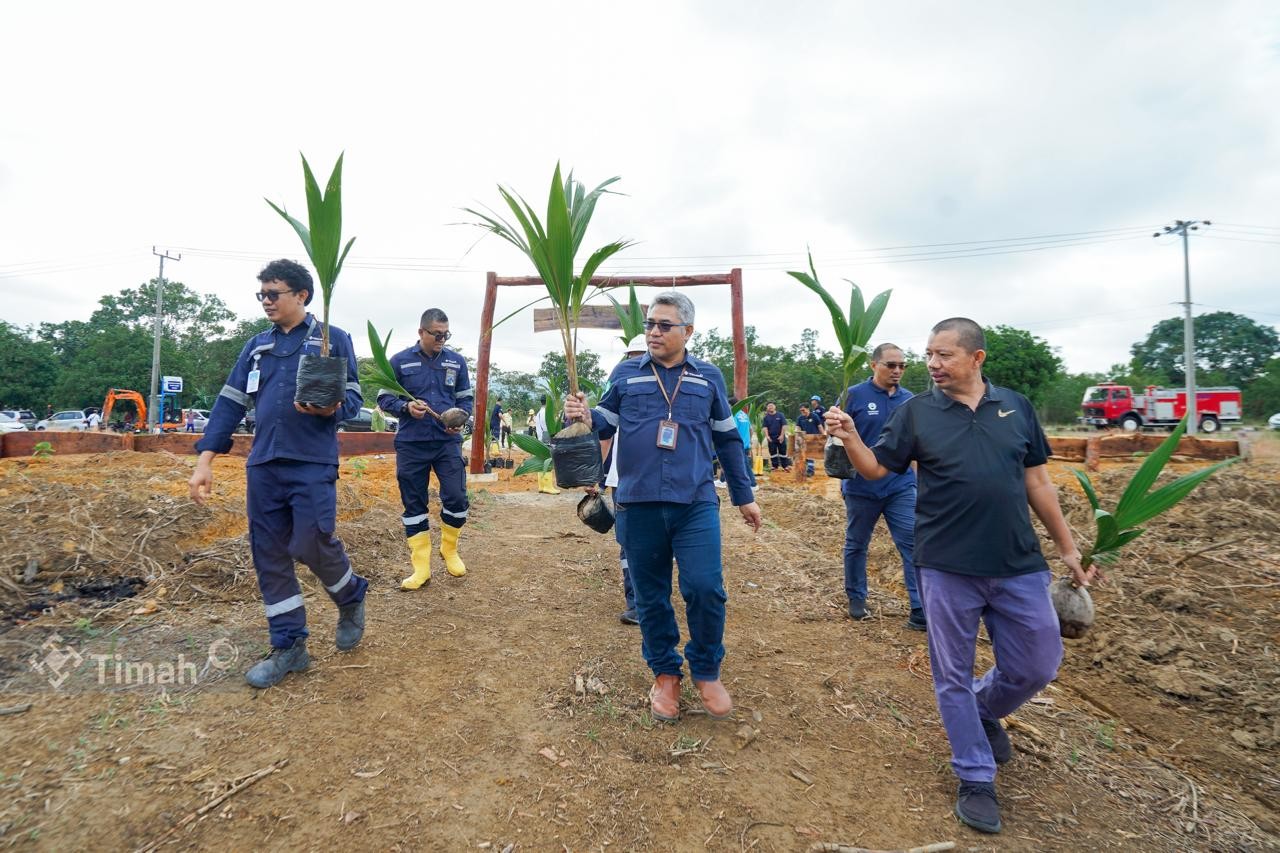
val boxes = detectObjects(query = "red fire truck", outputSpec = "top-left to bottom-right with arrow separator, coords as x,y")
1079,383 -> 1242,433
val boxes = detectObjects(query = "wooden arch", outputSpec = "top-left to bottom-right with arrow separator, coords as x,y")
469,269 -> 746,474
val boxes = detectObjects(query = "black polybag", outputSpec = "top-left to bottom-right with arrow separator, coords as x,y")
823,436 -> 857,479
576,492 -> 615,533
295,353 -> 347,408
551,431 -> 603,488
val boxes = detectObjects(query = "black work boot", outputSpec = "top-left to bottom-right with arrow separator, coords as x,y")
618,609 -> 640,625
336,600 -> 366,651
982,717 -> 1012,764
955,781 -> 1002,834
245,640 -> 310,689
848,598 -> 869,620
905,608 -> 927,632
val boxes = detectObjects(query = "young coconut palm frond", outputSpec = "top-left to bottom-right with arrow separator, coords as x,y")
265,152 -> 356,356
606,284 -> 647,348
509,432 -> 553,476
1073,415 -> 1238,569
786,249 -> 891,408
463,164 -> 633,402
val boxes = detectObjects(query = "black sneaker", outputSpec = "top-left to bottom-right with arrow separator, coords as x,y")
619,609 -> 640,625
245,640 -> 310,689
955,781 -> 1002,834
848,598 -> 869,620
336,600 -> 366,651
982,717 -> 1012,764
905,608 -> 927,632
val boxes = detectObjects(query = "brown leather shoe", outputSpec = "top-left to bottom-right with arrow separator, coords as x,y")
649,674 -> 681,722
693,678 -> 733,720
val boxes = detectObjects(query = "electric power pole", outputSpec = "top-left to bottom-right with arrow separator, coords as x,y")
148,247 -> 181,429
1153,221 -> 1210,436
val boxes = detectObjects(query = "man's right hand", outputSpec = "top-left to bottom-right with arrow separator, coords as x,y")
407,400 -> 428,419
189,463 -> 213,505
563,392 -> 591,427
823,406 -> 858,441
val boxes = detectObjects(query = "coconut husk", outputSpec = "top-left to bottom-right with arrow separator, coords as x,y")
438,407 -> 468,429
556,421 -> 592,439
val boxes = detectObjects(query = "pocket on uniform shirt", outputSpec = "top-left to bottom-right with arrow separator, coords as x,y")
620,382 -> 660,419
675,381 -> 712,419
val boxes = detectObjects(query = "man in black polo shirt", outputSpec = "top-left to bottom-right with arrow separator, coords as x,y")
824,317 -> 1093,836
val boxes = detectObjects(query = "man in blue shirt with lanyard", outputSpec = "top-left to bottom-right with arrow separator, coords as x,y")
825,318 -> 1091,835
842,343 -> 924,629
189,260 -> 368,689
565,292 -> 762,723
377,309 -> 474,590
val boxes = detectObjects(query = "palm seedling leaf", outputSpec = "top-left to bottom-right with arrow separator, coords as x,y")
364,322 -> 416,401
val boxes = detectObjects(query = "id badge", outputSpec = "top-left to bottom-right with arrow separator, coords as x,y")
444,367 -> 457,387
656,419 -> 679,450
245,369 -> 260,394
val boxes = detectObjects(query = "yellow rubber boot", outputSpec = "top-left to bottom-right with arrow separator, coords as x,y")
401,531 -> 432,590
537,471 -> 561,495
440,524 -> 467,577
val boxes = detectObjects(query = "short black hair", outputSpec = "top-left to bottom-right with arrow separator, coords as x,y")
258,259 -> 314,305
930,318 -> 985,353
728,395 -> 739,405
871,342 -> 903,362
420,308 -> 449,328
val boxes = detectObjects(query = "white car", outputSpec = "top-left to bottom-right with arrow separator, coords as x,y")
35,410 -> 89,431
0,412 -> 28,434
1269,412 -> 1280,430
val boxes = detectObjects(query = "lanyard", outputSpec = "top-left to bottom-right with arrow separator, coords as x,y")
650,363 -> 687,420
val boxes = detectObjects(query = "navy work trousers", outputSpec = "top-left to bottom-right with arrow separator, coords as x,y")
842,488 -> 921,611
621,501 -> 726,681
611,489 -> 636,612
246,460 -> 367,649
396,439 -> 468,536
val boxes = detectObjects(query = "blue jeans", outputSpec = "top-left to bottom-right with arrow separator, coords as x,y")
842,488 -> 921,611
620,501 -> 726,681
612,490 -> 636,612
918,568 -> 1062,782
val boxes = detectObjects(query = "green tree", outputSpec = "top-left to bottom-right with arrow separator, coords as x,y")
539,349 -> 605,392
1131,311 -> 1280,386
690,326 -> 845,414
1039,372 -> 1106,425
0,322 -> 58,409
981,325 -> 1062,407
1243,358 -> 1280,418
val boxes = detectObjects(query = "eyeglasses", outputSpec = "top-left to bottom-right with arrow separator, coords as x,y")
255,289 -> 295,303
643,320 -> 690,334
420,329 -> 452,342
879,361 -> 908,370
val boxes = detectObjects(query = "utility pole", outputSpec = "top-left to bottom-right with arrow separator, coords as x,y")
148,248 -> 181,430
1153,221 -> 1210,435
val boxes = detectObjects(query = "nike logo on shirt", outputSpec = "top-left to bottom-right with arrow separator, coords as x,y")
998,409 -> 1016,418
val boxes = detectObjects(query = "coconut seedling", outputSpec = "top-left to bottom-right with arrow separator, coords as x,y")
363,322 -> 468,430
465,163 -> 633,487
266,152 -> 356,407
1054,416 -> 1238,638
786,249 -> 892,478
605,284 -> 647,349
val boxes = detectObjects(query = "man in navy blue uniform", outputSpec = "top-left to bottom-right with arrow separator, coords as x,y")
565,292 -> 762,723
761,402 -> 789,470
809,395 -> 826,421
796,404 -> 823,435
189,259 -> 368,689
840,343 -> 924,629
376,308 -> 474,590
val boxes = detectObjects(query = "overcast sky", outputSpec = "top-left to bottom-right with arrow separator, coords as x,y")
2,1 -> 1278,382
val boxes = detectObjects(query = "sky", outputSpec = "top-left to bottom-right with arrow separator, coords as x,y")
2,1 -> 1278,382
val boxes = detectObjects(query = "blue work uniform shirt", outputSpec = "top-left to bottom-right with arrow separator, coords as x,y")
196,314 -> 363,466
762,412 -> 787,440
842,379 -> 917,499
871,382 -> 1052,578
590,353 -> 752,507
797,412 -> 823,434
376,345 -> 474,444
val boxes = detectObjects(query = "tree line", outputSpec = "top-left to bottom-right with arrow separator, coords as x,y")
3,279 -> 1277,425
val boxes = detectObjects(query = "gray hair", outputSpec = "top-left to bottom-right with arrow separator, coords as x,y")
420,308 -> 449,328
871,342 -> 903,362
930,317 -> 985,353
650,291 -> 695,325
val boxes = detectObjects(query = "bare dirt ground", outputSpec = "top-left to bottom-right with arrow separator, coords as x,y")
0,435 -> 1276,851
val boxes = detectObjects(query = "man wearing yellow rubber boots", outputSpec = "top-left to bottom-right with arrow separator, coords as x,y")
376,309 -> 473,589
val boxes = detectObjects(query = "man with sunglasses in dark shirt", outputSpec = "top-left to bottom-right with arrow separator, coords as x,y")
190,259 -> 368,689
377,309 -> 474,590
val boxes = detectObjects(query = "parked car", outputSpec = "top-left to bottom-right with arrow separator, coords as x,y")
35,410 -> 89,431
0,409 -> 37,429
1269,412 -> 1280,430
337,407 -> 399,433
0,412 -> 28,434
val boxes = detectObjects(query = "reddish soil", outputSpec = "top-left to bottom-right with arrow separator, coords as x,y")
0,436 -> 1276,851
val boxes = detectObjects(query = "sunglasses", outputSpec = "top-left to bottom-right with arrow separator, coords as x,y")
879,361 -> 908,370
255,289 -> 295,303
421,329 -> 452,342
643,320 -> 690,334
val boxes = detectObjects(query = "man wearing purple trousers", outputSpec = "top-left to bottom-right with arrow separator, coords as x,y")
824,317 -> 1096,835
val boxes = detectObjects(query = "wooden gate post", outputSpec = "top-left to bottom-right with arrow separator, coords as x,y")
470,272 -> 498,474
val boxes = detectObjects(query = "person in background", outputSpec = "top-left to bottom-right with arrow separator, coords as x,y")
809,395 -> 826,421
490,396 -> 505,448
796,404 -> 823,435
762,402 -> 789,470
526,408 -> 537,437
185,408 -> 197,433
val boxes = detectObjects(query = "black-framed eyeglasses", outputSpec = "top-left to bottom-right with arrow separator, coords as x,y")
880,361 -> 908,370
643,320 -> 690,334
255,289 -> 295,303
421,329 -> 452,342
